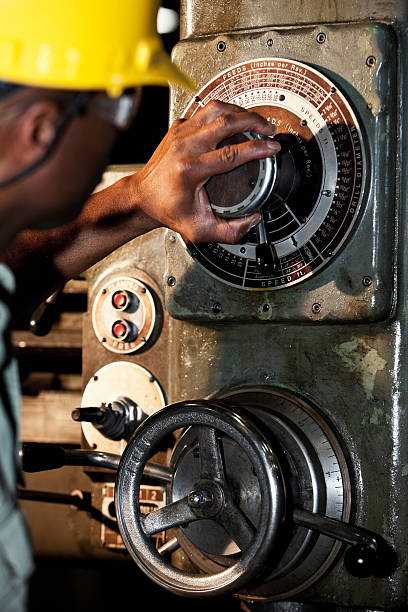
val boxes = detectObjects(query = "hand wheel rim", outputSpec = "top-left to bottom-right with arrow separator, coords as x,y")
115,400 -> 285,597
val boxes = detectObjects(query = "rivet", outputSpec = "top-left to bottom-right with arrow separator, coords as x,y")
167,276 -> 176,287
267,38 -> 274,47
316,32 -> 326,44
312,302 -> 322,314
212,302 -> 222,314
366,56 -> 376,67
362,276 -> 373,287
217,40 -> 226,52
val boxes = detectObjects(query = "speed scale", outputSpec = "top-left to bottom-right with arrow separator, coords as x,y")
182,58 -> 366,291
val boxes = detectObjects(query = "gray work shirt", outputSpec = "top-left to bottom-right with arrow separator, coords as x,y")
0,263 -> 34,609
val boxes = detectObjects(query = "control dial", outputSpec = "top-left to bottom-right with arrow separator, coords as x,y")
182,58 -> 366,290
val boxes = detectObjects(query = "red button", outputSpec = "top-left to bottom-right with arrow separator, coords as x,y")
112,321 -> 127,338
112,291 -> 127,309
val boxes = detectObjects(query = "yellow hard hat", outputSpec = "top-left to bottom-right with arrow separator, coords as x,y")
0,0 -> 192,96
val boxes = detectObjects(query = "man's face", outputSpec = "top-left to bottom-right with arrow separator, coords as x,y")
0,88 -> 141,230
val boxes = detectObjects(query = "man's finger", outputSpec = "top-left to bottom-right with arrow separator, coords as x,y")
186,99 -> 247,128
186,110 -> 276,150
190,213 -> 261,244
194,138 -> 281,181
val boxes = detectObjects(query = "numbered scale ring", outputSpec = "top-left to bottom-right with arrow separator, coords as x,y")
182,58 -> 367,290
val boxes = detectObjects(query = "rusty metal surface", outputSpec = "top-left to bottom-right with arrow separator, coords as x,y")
179,0 -> 406,39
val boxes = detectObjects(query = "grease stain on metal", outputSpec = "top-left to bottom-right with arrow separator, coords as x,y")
333,336 -> 386,401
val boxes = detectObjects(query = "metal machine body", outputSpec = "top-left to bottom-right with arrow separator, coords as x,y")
20,1 -> 408,610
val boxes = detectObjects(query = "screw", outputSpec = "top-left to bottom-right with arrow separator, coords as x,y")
327,249 -> 333,257
301,119 -> 307,126
279,94 -> 285,101
322,189 -> 331,197
141,287 -> 146,293
93,375 -> 98,381
312,302 -> 322,314
267,38 -> 274,47
188,493 -> 202,507
217,40 -> 226,52
167,276 -> 176,287
101,337 -> 106,343
102,289 -> 107,294
240,247 -> 246,254
249,178 -> 256,188
194,95 -> 201,104
212,302 -> 222,314
188,489 -> 214,508
362,276 -> 373,287
149,376 -> 155,383
262,304 -> 270,312
316,32 -> 326,44
331,86 -> 337,93
366,56 -> 376,67
169,235 -> 176,243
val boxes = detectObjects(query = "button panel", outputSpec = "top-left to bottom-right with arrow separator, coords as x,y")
92,276 -> 157,354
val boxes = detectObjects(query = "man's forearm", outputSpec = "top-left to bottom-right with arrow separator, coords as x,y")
2,174 -> 160,321
3,100 -> 280,323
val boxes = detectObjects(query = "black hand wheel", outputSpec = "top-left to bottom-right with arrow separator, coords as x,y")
115,400 -> 285,597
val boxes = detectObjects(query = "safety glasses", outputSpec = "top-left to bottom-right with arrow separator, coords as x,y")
87,89 -> 141,130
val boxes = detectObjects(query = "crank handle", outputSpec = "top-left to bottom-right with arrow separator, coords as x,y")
293,507 -> 397,578
20,442 -> 171,483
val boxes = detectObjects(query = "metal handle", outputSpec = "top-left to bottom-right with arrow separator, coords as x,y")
293,507 -> 397,578
20,442 -> 171,483
255,216 -> 278,273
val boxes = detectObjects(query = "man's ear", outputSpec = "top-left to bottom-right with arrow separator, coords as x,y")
16,99 -> 61,162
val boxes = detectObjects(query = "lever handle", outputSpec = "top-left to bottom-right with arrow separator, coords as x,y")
255,217 -> 278,273
20,442 -> 171,483
29,291 -> 60,336
293,507 -> 397,578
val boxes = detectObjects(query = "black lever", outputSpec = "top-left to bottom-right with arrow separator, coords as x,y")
20,442 -> 171,483
293,507 -> 397,578
29,291 -> 60,336
255,216 -> 279,273
72,397 -> 144,441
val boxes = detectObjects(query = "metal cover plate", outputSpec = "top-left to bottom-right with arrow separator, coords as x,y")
165,23 -> 396,322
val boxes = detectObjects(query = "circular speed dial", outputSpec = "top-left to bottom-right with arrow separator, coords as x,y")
182,58 -> 366,290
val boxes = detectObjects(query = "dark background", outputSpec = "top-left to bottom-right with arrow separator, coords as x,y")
109,0 -> 182,165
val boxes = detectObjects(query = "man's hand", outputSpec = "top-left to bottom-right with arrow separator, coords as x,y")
130,100 -> 281,244
1,101 -> 281,319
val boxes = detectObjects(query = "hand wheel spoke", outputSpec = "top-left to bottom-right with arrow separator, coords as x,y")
197,426 -> 224,481
216,496 -> 255,551
142,496 -> 199,536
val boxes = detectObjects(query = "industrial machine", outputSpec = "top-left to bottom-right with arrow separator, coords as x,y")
19,1 -> 408,610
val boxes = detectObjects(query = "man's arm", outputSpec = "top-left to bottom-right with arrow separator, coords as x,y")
2,101 -> 280,320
